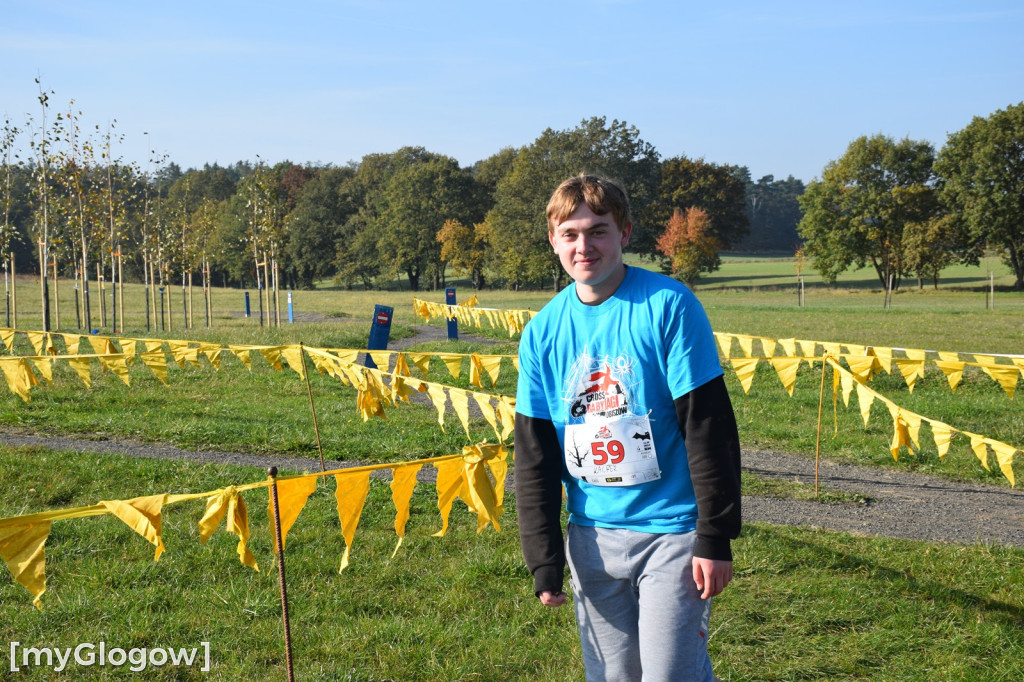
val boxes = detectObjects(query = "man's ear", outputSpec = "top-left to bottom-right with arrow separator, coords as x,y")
620,222 -> 633,247
548,230 -> 557,249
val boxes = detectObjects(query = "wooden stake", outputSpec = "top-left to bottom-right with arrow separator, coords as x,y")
267,467 -> 296,682
300,343 -> 326,472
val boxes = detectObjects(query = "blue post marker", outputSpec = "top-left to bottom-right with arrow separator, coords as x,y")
445,286 -> 458,341
364,304 -> 394,369
244,291 -> 251,318
287,291 -> 294,323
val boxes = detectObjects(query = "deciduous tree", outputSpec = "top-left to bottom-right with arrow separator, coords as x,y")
797,134 -> 938,290
936,102 -> 1024,289
655,207 -> 721,285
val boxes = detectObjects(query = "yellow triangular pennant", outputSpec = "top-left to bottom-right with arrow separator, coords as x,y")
389,463 -> 422,556
729,357 -> 759,394
768,357 -> 801,396
0,521 -> 51,610
334,470 -> 371,571
269,474 -> 317,550
100,494 -> 168,561
198,487 -> 259,571
934,361 -> 964,392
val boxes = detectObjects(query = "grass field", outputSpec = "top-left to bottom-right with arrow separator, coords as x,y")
1,255 -> 1022,680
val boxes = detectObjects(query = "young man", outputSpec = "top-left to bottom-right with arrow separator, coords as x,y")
514,174 -> 742,681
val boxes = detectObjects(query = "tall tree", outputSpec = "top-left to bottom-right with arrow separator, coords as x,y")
797,134 -> 938,289
486,117 -> 660,289
655,207 -> 721,285
284,166 -> 356,289
651,156 -> 749,257
936,102 -> 1024,289
736,173 -> 806,251
375,154 -> 485,291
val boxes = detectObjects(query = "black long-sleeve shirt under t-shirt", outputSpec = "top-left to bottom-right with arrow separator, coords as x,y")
514,374 -> 742,597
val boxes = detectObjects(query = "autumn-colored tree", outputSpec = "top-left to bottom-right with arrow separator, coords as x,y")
655,207 -> 721,285
437,218 -> 490,289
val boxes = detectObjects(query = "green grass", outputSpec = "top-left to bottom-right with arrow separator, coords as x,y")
0,447 -> 1020,681
1,260 -> 1023,679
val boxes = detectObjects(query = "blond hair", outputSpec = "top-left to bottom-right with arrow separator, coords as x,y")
546,174 -> 631,234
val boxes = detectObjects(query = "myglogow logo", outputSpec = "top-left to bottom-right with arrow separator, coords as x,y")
9,641 -> 211,674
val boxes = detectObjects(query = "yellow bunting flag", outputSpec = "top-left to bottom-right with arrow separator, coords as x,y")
140,351 -> 168,385
0,357 -> 39,402
855,382 -> 875,427
196,343 -> 222,370
280,346 -> 306,379
426,384 -> 448,431
736,335 -> 754,358
0,521 -> 51,610
468,354 -> 484,388
820,342 -> 842,359
449,388 -> 472,437
761,337 -> 778,359
768,358 -> 801,396
229,346 -> 252,371
334,470 -> 371,571
259,346 -> 283,371
886,402 -> 913,461
968,433 -> 991,472
394,352 -> 411,378
120,338 -> 138,361
480,355 -> 502,387
934,361 -> 965,392
27,331 -> 46,355
0,329 -> 14,351
778,338 -> 797,357
107,355 -> 131,386
62,333 -> 82,356
985,366 -> 1019,399
989,441 -> 1017,487
407,352 -> 431,377
904,349 -> 927,378
729,357 -> 759,394
389,463 -> 422,556
844,355 -> 876,383
368,351 -> 392,372
88,336 -> 116,357
473,392 -> 501,441
438,353 -> 463,380
67,356 -> 92,387
496,399 -> 515,442
839,367 -> 855,407
100,494 -> 168,561
894,359 -> 924,393
461,444 -> 503,532
797,339 -> 817,361
198,487 -> 259,571
871,346 -> 893,374
432,457 -> 466,537
30,357 -> 53,385
268,474 -> 317,550
714,333 -> 733,358
930,421 -> 953,459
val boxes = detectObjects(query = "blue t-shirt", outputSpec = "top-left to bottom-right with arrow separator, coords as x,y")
516,266 -> 723,533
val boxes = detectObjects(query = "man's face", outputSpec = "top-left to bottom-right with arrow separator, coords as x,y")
549,202 -> 632,304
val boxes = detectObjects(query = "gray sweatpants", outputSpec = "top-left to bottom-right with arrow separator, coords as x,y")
566,524 -> 716,682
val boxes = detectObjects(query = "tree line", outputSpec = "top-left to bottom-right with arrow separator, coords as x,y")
1,86 -> 805,333
3,80 -> 1021,335
797,102 -> 1024,291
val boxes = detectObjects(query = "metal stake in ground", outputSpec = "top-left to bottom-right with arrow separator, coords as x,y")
268,466 -> 296,682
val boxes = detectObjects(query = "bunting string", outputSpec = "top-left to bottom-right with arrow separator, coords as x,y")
0,443 -> 508,609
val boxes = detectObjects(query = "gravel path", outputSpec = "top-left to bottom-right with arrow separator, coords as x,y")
2,429 -> 1020,548
2,322 -> 1021,549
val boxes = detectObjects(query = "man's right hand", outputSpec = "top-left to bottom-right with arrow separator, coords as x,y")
539,590 -> 567,607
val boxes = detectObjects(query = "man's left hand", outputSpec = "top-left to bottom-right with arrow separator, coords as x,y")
692,557 -> 733,599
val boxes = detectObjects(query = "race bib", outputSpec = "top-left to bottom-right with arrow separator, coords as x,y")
563,413 -> 660,487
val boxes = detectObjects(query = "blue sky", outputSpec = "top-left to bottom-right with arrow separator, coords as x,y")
2,1 -> 1021,182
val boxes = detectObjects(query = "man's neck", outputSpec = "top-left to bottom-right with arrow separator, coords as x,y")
576,264 -> 627,306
